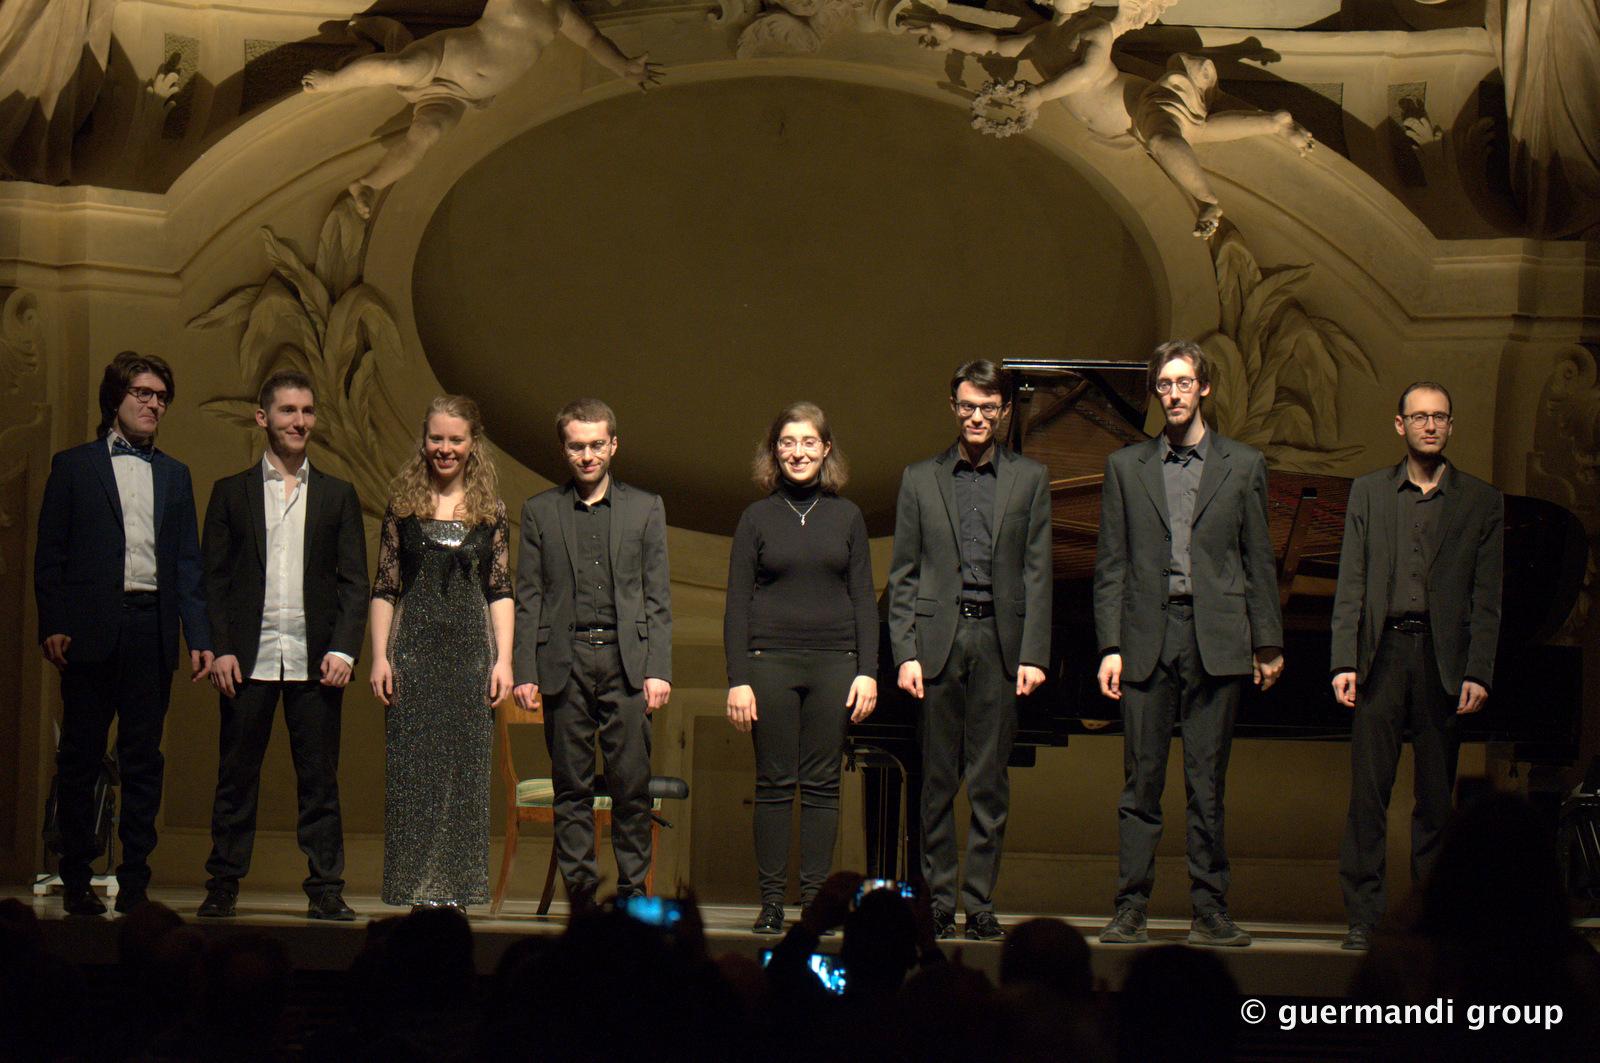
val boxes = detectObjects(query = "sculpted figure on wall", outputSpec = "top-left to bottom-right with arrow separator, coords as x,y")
302,0 -> 663,217
909,0 -> 1314,238
0,0 -> 117,183
1487,0 -> 1600,239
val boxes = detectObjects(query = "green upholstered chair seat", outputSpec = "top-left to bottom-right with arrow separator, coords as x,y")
515,778 -> 661,811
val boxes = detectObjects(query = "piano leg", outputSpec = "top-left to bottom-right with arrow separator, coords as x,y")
855,749 -> 925,886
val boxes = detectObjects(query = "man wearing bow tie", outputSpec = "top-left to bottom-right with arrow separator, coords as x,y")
36,351 -> 213,916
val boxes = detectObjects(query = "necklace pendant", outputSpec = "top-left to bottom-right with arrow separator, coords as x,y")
800,515 -> 806,526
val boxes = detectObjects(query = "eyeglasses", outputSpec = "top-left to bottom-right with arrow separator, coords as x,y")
127,386 -> 170,407
954,402 -> 1005,420
564,440 -> 614,456
777,437 -> 824,455
1153,377 -> 1198,396
1402,412 -> 1452,428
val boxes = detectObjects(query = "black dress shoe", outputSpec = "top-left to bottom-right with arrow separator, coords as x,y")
113,888 -> 149,915
63,886 -> 106,917
197,888 -> 237,918
965,911 -> 1005,941
752,901 -> 785,935
931,906 -> 957,940
1341,924 -> 1373,951
1098,905 -> 1148,944
307,892 -> 356,921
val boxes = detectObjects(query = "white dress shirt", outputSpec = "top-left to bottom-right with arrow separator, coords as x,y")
251,453 -> 358,683
253,454 -> 312,681
107,431 -> 158,591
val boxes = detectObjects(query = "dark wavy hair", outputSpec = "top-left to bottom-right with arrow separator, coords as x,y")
97,350 -> 176,437
950,359 -> 1011,403
1145,339 -> 1210,395
752,401 -> 849,494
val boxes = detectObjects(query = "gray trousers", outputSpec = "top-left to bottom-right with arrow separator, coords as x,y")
1115,601 -> 1242,915
544,640 -> 653,900
919,615 -> 1017,915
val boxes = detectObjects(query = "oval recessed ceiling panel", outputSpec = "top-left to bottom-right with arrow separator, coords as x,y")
413,76 -> 1160,534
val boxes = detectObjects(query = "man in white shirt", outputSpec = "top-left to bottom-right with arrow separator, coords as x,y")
36,351 -> 214,916
199,370 -> 368,920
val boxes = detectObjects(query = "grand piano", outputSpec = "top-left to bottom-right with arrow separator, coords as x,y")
854,358 -> 1589,879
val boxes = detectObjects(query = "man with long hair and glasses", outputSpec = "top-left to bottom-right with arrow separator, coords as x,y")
35,350 -> 214,916
1094,340 -> 1283,948
888,360 -> 1052,941
1331,382 -> 1503,951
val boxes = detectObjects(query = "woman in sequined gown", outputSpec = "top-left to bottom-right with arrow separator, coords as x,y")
368,395 -> 514,907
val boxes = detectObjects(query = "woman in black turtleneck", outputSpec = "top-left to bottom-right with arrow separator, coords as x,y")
726,401 -> 879,934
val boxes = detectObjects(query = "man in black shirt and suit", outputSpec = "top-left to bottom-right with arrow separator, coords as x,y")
1094,340 -> 1284,947
513,398 -> 672,910
1331,381 -> 1503,951
35,351 -> 213,915
888,360 -> 1053,941
198,370 -> 368,920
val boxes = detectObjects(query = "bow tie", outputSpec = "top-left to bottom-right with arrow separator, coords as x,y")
111,437 -> 154,462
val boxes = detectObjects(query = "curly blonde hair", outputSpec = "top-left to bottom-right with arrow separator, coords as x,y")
388,394 -> 502,524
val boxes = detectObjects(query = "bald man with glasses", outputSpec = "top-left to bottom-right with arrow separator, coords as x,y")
1331,381 -> 1503,951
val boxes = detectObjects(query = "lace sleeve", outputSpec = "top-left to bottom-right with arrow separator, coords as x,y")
486,503 -> 513,601
372,504 -> 402,603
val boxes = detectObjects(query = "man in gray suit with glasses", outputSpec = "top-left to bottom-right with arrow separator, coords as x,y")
1094,339 -> 1284,948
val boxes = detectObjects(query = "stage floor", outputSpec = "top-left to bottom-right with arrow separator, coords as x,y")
16,885 -> 1369,998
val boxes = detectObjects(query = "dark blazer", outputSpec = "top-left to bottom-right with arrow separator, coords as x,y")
1093,431 -> 1282,683
1330,460 -> 1504,693
513,480 -> 672,694
887,444 -> 1053,679
34,437 -> 211,668
201,461 -> 369,674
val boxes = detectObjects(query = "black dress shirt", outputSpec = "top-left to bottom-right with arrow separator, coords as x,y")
1161,433 -> 1209,597
1389,466 -> 1445,619
573,488 -> 617,628
953,448 -> 997,604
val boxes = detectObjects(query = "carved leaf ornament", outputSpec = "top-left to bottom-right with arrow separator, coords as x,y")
190,196 -> 416,513
1203,229 -> 1377,472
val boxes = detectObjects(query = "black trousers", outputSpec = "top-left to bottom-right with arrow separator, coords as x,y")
204,678 -> 345,899
57,594 -> 171,892
1116,601 -> 1242,915
920,615 -> 1017,916
748,648 -> 857,904
1340,627 -> 1460,927
545,640 -> 653,900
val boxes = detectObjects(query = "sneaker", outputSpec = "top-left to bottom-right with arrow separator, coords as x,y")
752,901 -> 785,935
1341,924 -> 1373,951
1099,906 -> 1148,944
930,906 -> 957,940
965,910 -> 1005,941
1189,911 -> 1251,947
197,888 -> 237,918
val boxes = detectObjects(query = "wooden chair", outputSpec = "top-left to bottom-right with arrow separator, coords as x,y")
491,698 -> 688,916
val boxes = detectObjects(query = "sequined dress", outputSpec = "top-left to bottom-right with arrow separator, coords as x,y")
372,503 -> 512,906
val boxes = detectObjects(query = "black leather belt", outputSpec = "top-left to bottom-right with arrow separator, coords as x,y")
123,590 -> 158,605
1385,615 -> 1430,633
1168,595 -> 1194,606
575,627 -> 618,646
959,601 -> 995,619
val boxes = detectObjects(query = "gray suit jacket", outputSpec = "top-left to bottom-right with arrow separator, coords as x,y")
513,480 -> 672,694
1330,460 -> 1503,693
1093,431 -> 1282,683
887,444 -> 1053,679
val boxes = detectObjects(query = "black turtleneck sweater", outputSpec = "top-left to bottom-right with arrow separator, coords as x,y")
724,479 -> 878,687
